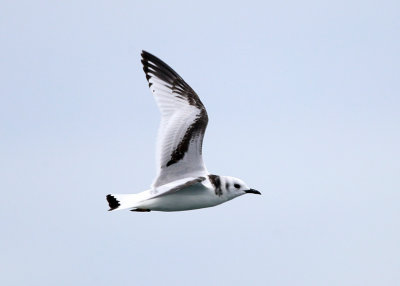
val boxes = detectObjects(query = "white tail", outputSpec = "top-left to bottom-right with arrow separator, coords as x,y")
106,194 -> 140,211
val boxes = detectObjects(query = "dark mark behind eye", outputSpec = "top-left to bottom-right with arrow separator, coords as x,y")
209,174 -> 223,196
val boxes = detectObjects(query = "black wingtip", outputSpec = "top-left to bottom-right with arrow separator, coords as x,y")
141,50 -> 158,57
141,50 -> 156,63
106,194 -> 120,211
141,50 -> 147,60
140,50 -> 179,77
141,50 -> 150,57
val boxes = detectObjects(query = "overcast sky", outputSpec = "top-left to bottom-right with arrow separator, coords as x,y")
1,1 -> 399,285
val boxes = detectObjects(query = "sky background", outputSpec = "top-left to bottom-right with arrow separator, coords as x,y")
1,0 -> 399,285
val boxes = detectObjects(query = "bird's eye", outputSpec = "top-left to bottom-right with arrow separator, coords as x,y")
234,183 -> 240,189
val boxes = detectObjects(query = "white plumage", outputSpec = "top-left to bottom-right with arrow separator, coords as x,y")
106,51 -> 260,212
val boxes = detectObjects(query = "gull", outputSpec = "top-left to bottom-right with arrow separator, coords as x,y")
106,51 -> 260,212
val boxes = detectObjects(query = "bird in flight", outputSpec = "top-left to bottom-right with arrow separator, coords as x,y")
106,51 -> 260,212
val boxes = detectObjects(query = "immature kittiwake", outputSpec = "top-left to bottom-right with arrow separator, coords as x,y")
106,51 -> 260,212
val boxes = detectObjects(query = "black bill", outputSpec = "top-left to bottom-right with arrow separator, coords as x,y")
245,189 -> 261,195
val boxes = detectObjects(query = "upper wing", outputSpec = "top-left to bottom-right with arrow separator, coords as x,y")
141,51 -> 209,188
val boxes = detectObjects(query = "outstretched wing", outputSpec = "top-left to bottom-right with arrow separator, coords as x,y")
141,51 -> 209,188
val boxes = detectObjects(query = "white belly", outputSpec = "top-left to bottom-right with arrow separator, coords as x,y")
137,184 -> 226,212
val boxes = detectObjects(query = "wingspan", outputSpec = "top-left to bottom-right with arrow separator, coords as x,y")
141,51 -> 209,187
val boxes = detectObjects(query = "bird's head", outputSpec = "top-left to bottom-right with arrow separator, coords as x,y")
222,176 -> 261,198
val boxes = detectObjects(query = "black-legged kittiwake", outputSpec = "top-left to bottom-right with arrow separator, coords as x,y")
106,51 -> 260,212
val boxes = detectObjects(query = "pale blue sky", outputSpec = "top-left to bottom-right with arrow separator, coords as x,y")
1,1 -> 399,285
